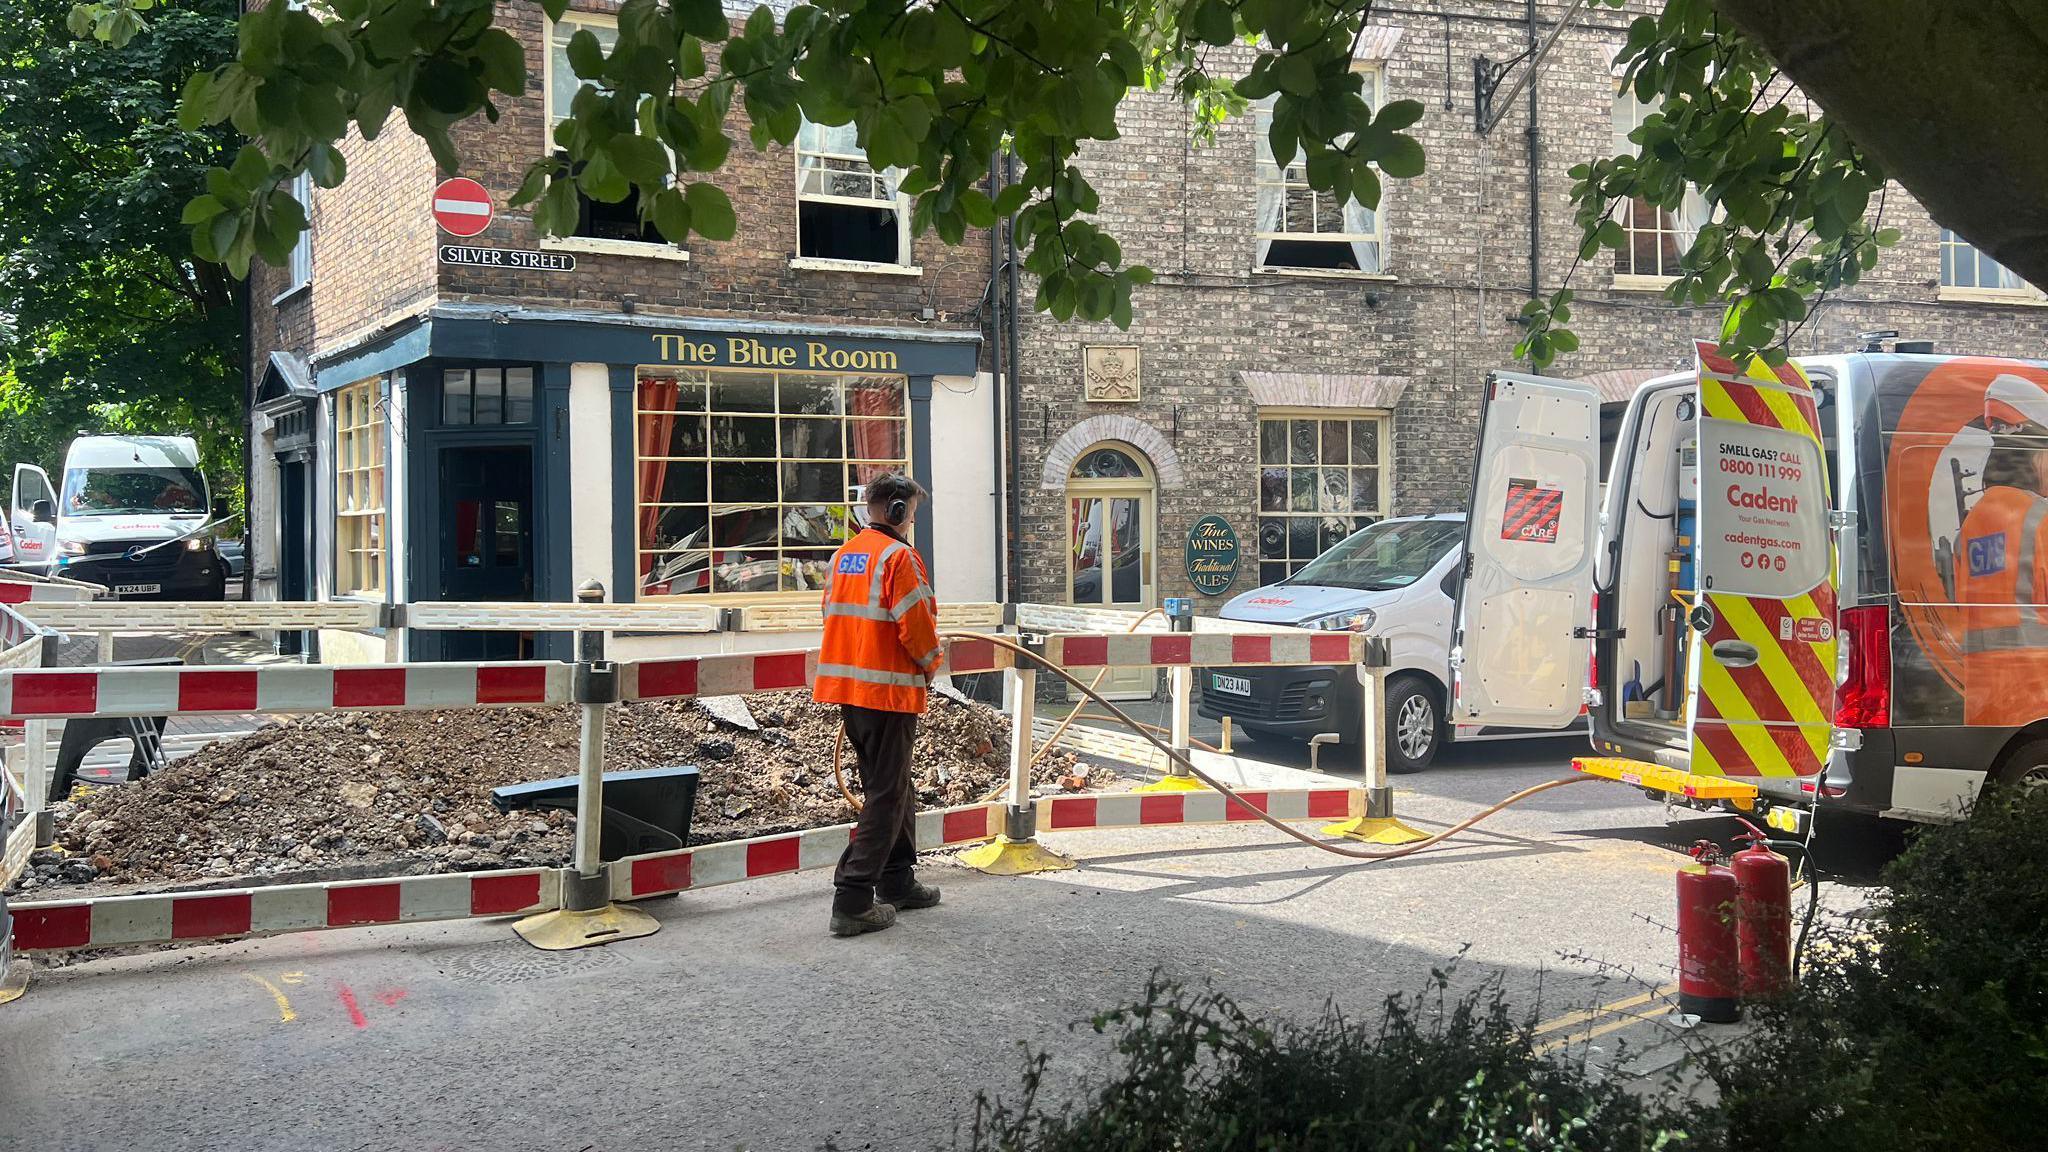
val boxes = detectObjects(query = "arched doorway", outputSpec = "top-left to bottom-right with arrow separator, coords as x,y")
1066,442 -> 1156,698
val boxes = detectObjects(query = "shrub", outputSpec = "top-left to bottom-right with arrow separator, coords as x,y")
1701,789 -> 2048,1152
957,971 -> 1699,1152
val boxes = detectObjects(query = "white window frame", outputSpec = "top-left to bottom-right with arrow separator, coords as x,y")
792,116 -> 918,273
539,11 -> 689,262
274,172 -> 312,302
334,379 -> 387,598
1254,409 -> 1391,582
632,365 -> 913,601
1253,63 -> 1389,279
1609,87 -> 1713,289
1938,228 -> 2045,305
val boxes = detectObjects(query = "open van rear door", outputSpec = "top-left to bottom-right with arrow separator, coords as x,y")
1451,371 -> 1603,729
9,464 -> 56,569
1688,343 -> 1837,780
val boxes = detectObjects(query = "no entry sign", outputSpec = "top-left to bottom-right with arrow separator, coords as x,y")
432,177 -> 493,237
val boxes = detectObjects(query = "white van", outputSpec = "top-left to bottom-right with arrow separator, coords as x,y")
1453,345 -> 2048,824
10,436 -> 226,600
1198,513 -> 1582,771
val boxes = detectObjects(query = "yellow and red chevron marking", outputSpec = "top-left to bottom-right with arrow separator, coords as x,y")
1688,342 -> 1837,780
1692,580 -> 1838,779
1694,339 -> 1824,442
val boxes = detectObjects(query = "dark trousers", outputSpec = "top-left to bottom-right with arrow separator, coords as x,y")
833,705 -> 920,913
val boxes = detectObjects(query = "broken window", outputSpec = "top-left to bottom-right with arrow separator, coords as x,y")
1254,65 -> 1385,273
795,118 -> 910,266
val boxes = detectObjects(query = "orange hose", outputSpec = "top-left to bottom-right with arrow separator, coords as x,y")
947,630 -> 1593,861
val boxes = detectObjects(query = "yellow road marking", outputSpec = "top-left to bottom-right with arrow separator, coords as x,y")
1530,983 -> 1678,1050
243,973 -> 297,1023
1535,1007 -> 1668,1056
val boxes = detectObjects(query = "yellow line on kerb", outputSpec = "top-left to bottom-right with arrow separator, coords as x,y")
242,973 -> 297,1023
1530,983 -> 1678,1054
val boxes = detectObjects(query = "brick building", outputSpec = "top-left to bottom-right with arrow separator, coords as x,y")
245,0 -> 2048,664
1010,0 -> 2048,625
245,1 -> 997,660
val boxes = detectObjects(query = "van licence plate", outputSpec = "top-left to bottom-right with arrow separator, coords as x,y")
1212,674 -> 1251,697
115,583 -> 160,596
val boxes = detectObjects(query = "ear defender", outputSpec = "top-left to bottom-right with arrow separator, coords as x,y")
889,498 -> 909,525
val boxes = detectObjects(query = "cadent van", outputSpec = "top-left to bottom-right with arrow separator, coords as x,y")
1451,339 -> 2048,824
9,436 -> 227,600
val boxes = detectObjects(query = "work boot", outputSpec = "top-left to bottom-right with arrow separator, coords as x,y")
829,902 -> 898,937
879,880 -> 941,911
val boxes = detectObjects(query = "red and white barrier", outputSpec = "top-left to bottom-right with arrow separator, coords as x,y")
0,574 -> 101,605
1043,631 -> 1362,670
618,637 -> 1010,704
8,867 -> 562,952
610,802 -> 1003,900
1038,787 -> 1362,832
0,660 -> 573,719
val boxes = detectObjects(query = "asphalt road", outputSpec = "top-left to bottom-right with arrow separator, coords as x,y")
0,732 -> 1903,1152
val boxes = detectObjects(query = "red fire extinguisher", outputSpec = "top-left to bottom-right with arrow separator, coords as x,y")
1732,829 -> 1794,1000
1677,840 -> 1741,1023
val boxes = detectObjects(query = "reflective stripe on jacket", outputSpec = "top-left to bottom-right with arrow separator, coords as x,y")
814,526 -> 943,713
1952,486 -> 2048,726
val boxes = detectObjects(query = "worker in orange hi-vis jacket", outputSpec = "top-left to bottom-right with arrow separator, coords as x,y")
1953,383 -> 2048,727
814,473 -> 945,937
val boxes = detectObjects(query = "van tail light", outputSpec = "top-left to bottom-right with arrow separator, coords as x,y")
1834,604 -> 1891,728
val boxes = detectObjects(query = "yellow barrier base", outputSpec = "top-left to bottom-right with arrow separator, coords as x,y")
1571,756 -> 1760,811
1131,774 -> 1209,794
0,959 -> 30,1007
958,836 -> 1076,876
514,904 -> 661,951
1322,816 -> 1430,846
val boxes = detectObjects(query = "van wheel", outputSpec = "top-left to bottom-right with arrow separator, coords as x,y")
1384,674 -> 1442,774
1993,738 -> 2048,792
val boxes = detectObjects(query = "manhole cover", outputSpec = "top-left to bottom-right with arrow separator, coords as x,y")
442,943 -> 630,985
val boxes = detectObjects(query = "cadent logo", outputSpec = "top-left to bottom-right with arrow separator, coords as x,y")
1725,484 -> 1799,513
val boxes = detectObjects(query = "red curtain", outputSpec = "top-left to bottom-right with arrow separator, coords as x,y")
636,375 -> 680,592
848,377 -> 901,461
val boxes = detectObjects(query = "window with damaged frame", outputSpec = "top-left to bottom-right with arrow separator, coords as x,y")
547,14 -> 666,245
1254,64 -> 1385,273
1256,413 -> 1389,584
634,366 -> 910,598
796,117 -> 911,266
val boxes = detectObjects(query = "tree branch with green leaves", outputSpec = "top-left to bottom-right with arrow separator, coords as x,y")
1514,0 -> 1898,368
85,0 -> 1423,330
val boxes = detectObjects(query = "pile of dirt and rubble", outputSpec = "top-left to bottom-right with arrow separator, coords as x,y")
6,691 -> 1110,896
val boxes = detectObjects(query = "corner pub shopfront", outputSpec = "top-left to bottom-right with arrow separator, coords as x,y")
253,303 -> 994,663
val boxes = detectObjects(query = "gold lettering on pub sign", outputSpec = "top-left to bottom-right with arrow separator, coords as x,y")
1184,515 -> 1241,596
650,333 -> 899,373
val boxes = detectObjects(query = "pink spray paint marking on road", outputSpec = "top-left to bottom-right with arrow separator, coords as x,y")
377,988 -> 408,1007
334,982 -> 369,1029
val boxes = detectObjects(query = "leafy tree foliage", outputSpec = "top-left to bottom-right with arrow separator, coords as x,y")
1516,0 -> 1900,367
0,0 -> 242,491
72,0 -> 2026,369
157,0 -> 1423,336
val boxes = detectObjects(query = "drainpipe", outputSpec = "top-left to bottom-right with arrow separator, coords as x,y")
987,155 -> 1009,603
1525,0 -> 1541,302
1003,152 -> 1024,604
239,275 -> 254,602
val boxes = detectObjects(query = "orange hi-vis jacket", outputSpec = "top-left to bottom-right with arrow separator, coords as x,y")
1953,485 -> 2048,726
814,525 -> 944,714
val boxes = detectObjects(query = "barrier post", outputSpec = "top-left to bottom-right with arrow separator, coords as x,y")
1135,597 -> 1206,793
960,647 -> 1075,875
514,580 -> 660,950
1322,637 -> 1427,844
